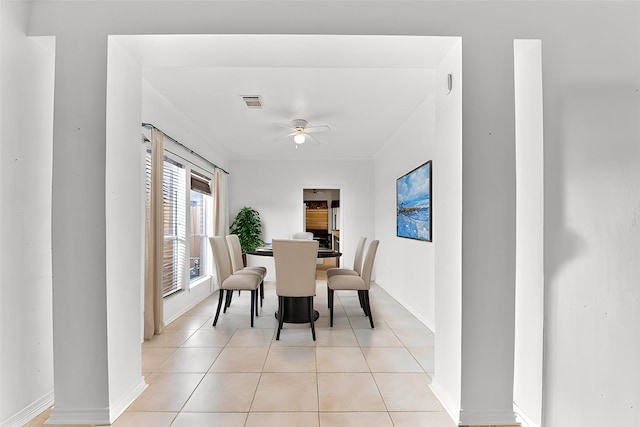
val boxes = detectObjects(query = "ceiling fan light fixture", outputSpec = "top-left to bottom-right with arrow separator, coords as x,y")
294,133 -> 306,144
276,118 -> 329,145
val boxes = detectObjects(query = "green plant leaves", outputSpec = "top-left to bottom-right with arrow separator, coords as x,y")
230,206 -> 264,252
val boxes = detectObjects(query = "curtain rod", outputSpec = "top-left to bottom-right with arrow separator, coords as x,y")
142,123 -> 229,175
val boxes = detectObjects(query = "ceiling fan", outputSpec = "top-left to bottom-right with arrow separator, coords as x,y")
276,118 -> 331,145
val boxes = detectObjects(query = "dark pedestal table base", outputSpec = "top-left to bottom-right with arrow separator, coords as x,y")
275,296 -> 320,323
246,248 -> 341,324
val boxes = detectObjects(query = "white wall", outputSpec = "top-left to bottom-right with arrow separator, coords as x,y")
228,158 -> 374,281
373,73 -> 437,331
141,80 -> 230,323
539,4 -> 640,426
513,39 -> 544,427
140,78 -> 230,175
0,2 -> 55,426
432,39 -> 463,417
105,38 -> 147,418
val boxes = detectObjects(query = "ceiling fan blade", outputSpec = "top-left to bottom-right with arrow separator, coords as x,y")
306,133 -> 323,144
274,123 -> 294,130
304,125 -> 331,134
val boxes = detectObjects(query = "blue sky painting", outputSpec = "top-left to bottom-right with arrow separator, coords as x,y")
396,161 -> 431,241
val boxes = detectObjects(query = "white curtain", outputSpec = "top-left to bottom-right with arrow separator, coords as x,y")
211,168 -> 229,237
144,128 -> 165,340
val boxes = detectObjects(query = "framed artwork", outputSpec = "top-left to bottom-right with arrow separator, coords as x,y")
396,160 -> 432,242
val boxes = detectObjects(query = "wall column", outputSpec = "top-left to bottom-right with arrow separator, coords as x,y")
458,36 -> 518,426
48,33 -> 145,424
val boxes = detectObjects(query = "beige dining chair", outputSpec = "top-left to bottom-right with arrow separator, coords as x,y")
226,234 -> 266,307
326,236 -> 367,312
272,239 -> 319,340
327,240 -> 379,328
209,236 -> 262,327
326,236 -> 367,279
291,231 -> 314,240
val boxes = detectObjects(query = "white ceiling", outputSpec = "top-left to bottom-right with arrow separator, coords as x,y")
117,34 -> 458,160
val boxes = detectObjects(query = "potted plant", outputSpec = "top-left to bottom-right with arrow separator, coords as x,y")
229,206 -> 264,253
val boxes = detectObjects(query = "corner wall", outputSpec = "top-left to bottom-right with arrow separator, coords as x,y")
373,75 -> 437,331
0,2 -> 55,426
432,39 -> 463,416
513,39 -> 544,427
105,37 -> 147,418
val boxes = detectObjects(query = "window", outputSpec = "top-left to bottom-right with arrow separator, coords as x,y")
189,173 -> 211,281
162,157 -> 187,297
145,146 -> 213,297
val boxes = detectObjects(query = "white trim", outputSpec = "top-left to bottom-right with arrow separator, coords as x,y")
429,378 -> 460,424
45,407 -> 110,425
45,378 -> 147,425
458,409 -> 519,425
2,390 -> 53,427
107,377 -> 147,423
391,294 -> 435,332
514,401 -> 540,427
189,274 -> 211,290
163,277 -> 214,325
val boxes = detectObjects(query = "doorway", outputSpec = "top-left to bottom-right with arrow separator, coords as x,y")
303,188 -> 341,276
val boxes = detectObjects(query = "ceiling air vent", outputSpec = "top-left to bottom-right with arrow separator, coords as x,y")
241,95 -> 263,109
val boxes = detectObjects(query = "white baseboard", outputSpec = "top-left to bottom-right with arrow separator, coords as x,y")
2,390 -> 54,427
45,407 -> 110,425
402,301 -> 435,332
429,378 -> 460,424
373,282 -> 435,332
108,377 -> 147,423
164,278 -> 214,325
458,409 -> 519,425
45,377 -> 147,425
514,402 -> 540,427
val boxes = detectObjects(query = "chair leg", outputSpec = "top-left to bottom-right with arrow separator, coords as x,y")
309,296 -> 316,341
224,290 -> 233,312
255,288 -> 259,317
358,290 -> 366,315
213,289 -> 225,326
327,286 -> 331,308
276,296 -> 285,340
328,288 -> 334,327
250,290 -> 255,327
260,281 -> 264,307
364,290 -> 374,328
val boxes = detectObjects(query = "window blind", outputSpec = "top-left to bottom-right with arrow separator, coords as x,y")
145,144 -> 212,297
189,173 -> 210,281
190,173 -> 211,195
162,157 -> 187,297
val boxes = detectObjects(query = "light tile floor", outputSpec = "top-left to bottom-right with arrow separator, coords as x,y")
27,279 -> 455,427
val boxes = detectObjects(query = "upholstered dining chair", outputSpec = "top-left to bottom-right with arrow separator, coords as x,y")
226,234 -> 266,307
327,240 -> 379,328
272,239 -> 319,340
326,236 -> 367,279
291,231 -> 314,240
209,236 -> 262,327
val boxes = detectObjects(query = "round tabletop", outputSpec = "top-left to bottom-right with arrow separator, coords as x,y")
247,248 -> 341,258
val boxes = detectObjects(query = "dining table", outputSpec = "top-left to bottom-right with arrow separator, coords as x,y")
247,247 -> 342,323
